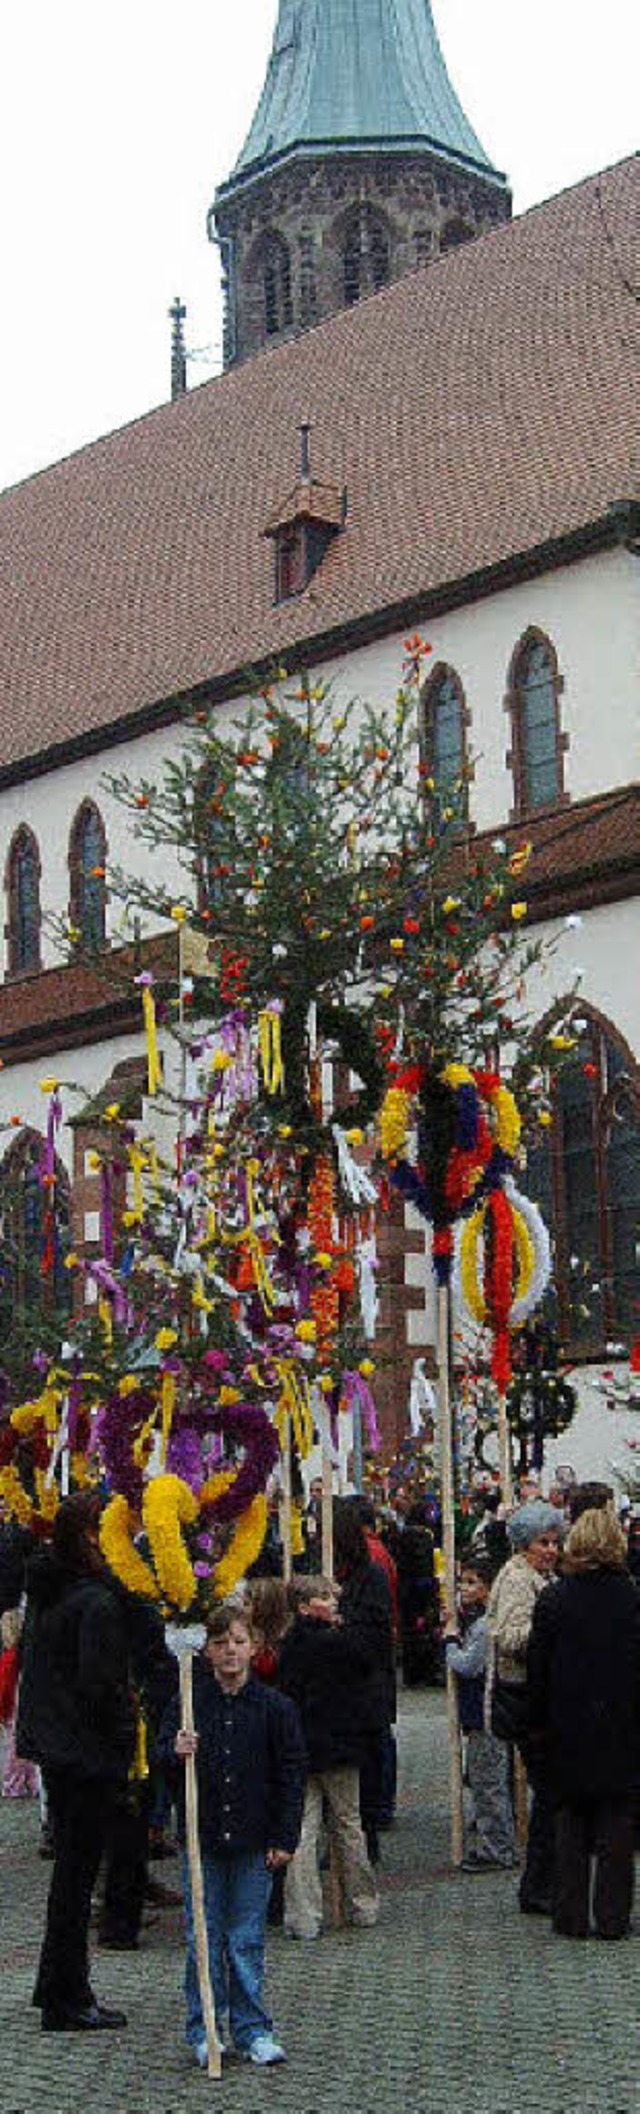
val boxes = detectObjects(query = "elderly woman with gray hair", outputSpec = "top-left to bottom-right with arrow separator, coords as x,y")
488,1499 -> 564,1915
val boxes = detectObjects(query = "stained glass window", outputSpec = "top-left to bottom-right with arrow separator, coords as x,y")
511,634 -> 562,813
7,828 -> 41,973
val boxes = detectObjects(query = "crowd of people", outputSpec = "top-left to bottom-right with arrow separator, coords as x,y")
1,1469 -> 639,2071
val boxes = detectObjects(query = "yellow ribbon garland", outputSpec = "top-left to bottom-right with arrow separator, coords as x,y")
460,1197 -> 535,1327
274,1361 -> 314,1461
129,1707 -> 149,1783
258,1007 -> 285,1096
142,985 -> 163,1096
98,1297 -> 114,1347
160,1371 -> 177,1468
128,1145 -> 147,1222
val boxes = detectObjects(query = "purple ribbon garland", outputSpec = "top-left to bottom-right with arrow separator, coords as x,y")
101,1162 -> 114,1263
341,1370 -> 381,1453
87,1258 -> 133,1328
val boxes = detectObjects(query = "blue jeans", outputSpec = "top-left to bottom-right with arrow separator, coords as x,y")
183,1851 -> 272,2053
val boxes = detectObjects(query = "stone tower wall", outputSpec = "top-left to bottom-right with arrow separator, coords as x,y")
215,151 -> 510,364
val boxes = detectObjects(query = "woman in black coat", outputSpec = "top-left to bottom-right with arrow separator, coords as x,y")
527,1505 -> 640,1939
17,1492 -> 135,2030
332,1501 -> 395,1863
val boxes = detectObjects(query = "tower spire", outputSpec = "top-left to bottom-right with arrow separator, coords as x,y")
229,0 -> 503,192
211,0 -> 510,366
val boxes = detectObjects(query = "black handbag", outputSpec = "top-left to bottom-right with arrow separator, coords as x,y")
491,1677 -> 528,1746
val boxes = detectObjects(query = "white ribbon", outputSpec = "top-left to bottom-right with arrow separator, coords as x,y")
331,1124 -> 377,1207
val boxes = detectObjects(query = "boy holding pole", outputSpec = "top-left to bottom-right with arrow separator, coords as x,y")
162,1604 -> 306,2069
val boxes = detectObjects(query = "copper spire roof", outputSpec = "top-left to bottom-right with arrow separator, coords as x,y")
220,0 -> 506,197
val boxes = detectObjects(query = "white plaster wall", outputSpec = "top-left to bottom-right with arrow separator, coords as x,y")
0,545 -> 637,977
0,1032 -> 147,1177
308,545 -> 640,829
543,1365 -> 640,1499
510,897 -> 640,1076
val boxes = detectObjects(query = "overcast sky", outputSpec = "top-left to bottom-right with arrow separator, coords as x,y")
1,0 -> 638,492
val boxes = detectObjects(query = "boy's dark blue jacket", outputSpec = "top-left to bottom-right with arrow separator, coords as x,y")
444,1613 -> 487,1732
159,1659 -> 306,1858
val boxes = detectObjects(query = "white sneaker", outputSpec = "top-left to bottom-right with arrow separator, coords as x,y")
192,2033 -> 227,2068
246,2033 -> 286,2065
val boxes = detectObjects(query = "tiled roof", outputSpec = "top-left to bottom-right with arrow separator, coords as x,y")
478,784 -> 640,924
0,154 -> 638,779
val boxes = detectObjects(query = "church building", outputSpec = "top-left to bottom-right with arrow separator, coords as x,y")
0,0 -> 639,1478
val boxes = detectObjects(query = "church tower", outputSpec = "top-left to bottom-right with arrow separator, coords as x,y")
209,0 -> 511,365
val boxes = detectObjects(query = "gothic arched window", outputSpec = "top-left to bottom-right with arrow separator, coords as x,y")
0,1129 -> 72,1345
6,826 -> 41,974
194,764 -> 234,918
526,1012 -> 640,1354
69,801 -> 107,952
343,207 -> 390,307
420,664 -> 468,822
507,630 -> 565,816
261,232 -> 293,338
440,217 -> 474,254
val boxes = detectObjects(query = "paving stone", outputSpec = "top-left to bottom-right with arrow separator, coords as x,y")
0,1692 -> 638,2110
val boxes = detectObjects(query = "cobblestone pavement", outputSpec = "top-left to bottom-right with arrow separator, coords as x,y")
1,1691 -> 638,2114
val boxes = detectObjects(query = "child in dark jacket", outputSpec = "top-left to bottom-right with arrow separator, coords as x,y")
444,1556 -> 516,1872
278,1576 -> 379,1939
160,1603 -> 306,2069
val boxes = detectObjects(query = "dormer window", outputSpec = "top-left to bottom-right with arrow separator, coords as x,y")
265,427 -> 345,602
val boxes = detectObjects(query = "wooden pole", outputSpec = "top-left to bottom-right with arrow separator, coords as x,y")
514,1749 -> 530,1852
179,1653 -> 222,2081
497,1391 -> 514,1510
437,1278 -> 464,1867
281,1412 -> 292,1584
321,1440 -> 334,1577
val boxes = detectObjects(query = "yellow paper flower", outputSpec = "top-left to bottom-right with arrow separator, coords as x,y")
155,1328 -> 178,1352
101,1495 -> 160,1601
118,1375 -> 140,1398
39,1077 -> 59,1094
214,1494 -> 268,1600
104,1102 -> 121,1121
143,1475 -> 198,1614
443,896 -> 460,916
380,1087 -> 411,1162
219,1384 -> 241,1405
296,1320 -> 317,1343
538,1109 -> 552,1127
359,1359 -> 376,1379
170,904 -> 187,923
390,936 -> 404,953
511,901 -> 528,921
346,1128 -> 364,1147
